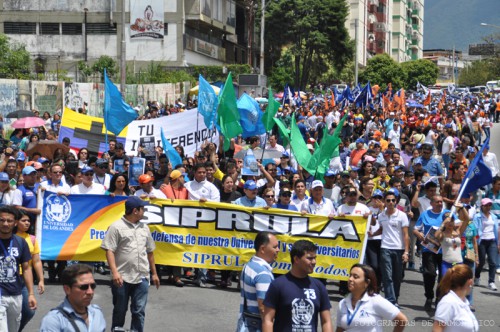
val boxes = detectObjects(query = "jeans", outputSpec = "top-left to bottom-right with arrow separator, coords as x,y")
0,294 -> 22,332
422,251 -> 442,300
475,239 -> 498,284
19,285 -> 36,331
484,127 -> 491,139
111,278 -> 150,332
380,248 -> 404,304
464,260 -> 475,305
236,315 -> 262,332
442,154 -> 451,171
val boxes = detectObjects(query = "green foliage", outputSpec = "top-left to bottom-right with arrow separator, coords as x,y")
126,62 -> 197,85
78,55 -> 118,81
268,49 -> 294,91
459,58 -> 500,86
266,0 -> 352,89
0,34 -> 31,79
360,54 -> 406,89
400,59 -> 439,89
190,64 -> 252,82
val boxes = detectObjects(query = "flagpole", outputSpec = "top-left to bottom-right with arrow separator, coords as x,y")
196,110 -> 200,152
450,176 -> 470,215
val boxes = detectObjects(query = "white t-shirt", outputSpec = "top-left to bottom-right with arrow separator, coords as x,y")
336,293 -> 400,332
93,173 -> 111,190
387,129 -> 401,149
434,291 -> 479,332
70,183 -> 106,195
442,136 -> 454,155
337,202 -> 371,217
425,130 -> 436,144
300,197 -> 336,216
418,196 -> 431,214
378,209 -> 409,250
134,188 -> 167,199
0,190 -> 15,206
40,180 -> 71,195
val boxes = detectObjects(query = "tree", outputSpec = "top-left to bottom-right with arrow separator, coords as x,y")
78,55 -> 118,81
265,0 -> 352,90
359,54 -> 406,89
401,59 -> 439,89
268,49 -> 295,91
0,34 -> 31,79
459,59 -> 499,86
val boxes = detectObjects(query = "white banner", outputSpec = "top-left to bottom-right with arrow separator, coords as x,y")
130,0 -> 164,40
125,109 -> 219,158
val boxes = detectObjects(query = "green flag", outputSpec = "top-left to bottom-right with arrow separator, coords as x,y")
314,113 -> 348,179
273,117 -> 290,147
262,88 -> 280,131
217,72 -> 242,151
290,115 -> 316,174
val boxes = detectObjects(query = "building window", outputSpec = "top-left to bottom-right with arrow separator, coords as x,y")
40,23 -> 60,35
164,23 -> 168,35
62,23 -> 82,35
4,22 -> 36,34
87,23 -> 117,35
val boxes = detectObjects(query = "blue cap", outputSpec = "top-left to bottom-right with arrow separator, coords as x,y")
82,166 -> 94,174
484,144 -> 490,149
445,124 -> 452,128
413,157 -> 423,165
325,169 -> 337,177
350,166 -> 360,172
388,188 -> 400,197
281,151 -> 290,158
38,157 -> 49,164
394,166 -> 404,172
0,172 -> 8,181
298,116 -> 305,121
244,180 -> 257,190
125,196 -> 148,211
355,138 -> 364,144
22,166 -> 37,175
16,151 -> 26,161
372,189 -> 384,198
416,143 -> 422,149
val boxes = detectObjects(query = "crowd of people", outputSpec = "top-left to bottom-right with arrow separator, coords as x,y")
0,89 -> 499,331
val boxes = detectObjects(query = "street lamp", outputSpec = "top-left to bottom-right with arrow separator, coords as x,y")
481,22 -> 500,29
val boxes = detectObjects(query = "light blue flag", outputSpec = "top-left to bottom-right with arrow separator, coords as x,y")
237,93 -> 266,138
104,69 -> 138,135
460,137 -> 492,197
198,74 -> 218,129
160,127 -> 183,168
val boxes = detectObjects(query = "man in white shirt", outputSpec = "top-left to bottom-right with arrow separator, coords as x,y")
371,190 -> 409,306
184,163 -> 220,202
300,180 -> 336,218
70,166 -> 106,195
40,164 -> 71,195
264,134 -> 284,153
135,174 -> 167,199
387,121 -> 401,150
92,158 -> 111,190
482,144 -> 499,177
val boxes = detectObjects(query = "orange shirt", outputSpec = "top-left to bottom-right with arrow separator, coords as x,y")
161,185 -> 189,200
350,149 -> 367,167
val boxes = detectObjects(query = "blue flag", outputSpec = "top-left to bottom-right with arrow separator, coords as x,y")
460,137 -> 493,197
341,85 -> 354,103
197,74 -> 218,129
160,127 -> 183,168
103,69 -> 138,135
354,82 -> 373,108
237,93 -> 266,138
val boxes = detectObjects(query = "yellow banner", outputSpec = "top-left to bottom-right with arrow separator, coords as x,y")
39,196 -> 369,281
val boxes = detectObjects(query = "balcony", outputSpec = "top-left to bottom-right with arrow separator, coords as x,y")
368,23 -> 375,33
375,12 -> 387,23
412,9 -> 419,18
375,22 -> 387,32
184,0 -> 236,35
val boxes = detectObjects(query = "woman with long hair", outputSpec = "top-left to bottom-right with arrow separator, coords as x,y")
433,264 -> 478,332
291,179 -> 308,208
77,148 -> 89,169
106,173 -> 130,196
336,264 -> 408,332
15,210 -> 45,331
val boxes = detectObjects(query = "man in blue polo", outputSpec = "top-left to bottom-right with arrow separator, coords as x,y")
235,180 -> 267,208
13,166 -> 40,225
419,144 -> 444,188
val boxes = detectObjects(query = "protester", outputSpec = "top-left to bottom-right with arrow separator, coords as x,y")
262,240 -> 333,332
106,173 -> 131,196
40,264 -> 106,331
433,264 -> 478,332
101,196 -> 160,332
336,264 -> 408,332
236,231 -> 279,332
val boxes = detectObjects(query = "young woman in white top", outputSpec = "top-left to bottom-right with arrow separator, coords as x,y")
336,264 -> 408,332
434,204 -> 470,277
433,264 -> 478,332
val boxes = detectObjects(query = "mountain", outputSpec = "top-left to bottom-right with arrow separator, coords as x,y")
424,0 -> 499,52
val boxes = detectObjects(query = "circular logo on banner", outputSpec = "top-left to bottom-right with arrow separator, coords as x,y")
45,194 -> 72,223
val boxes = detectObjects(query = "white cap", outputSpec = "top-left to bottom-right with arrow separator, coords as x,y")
311,180 -> 323,189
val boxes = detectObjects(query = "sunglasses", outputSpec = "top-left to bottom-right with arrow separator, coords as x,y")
264,195 -> 274,198
73,283 -> 97,291
280,192 -> 292,197
372,196 -> 383,199
98,165 -> 108,169
385,199 -> 396,202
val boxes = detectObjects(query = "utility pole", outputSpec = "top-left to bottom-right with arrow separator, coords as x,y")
354,19 -> 359,86
120,0 -> 126,96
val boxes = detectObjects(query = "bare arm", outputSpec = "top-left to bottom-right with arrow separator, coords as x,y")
262,306 -> 276,332
402,226 -> 410,263
105,249 -> 123,287
432,320 -> 446,332
320,310 -> 333,332
393,311 -> 408,332
147,251 -> 160,289
32,253 -> 45,294
22,262 -> 37,310
411,187 -> 421,208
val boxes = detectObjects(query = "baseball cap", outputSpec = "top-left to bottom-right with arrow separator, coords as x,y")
388,188 -> 400,197
33,162 -> 43,170
125,196 -> 148,211
138,174 -> 154,184
341,170 -> 350,177
355,138 -> 364,144
22,166 -> 37,175
82,166 -> 94,174
16,151 -> 26,161
311,180 -> 323,189
0,172 -> 8,181
38,157 -> 49,164
325,170 -> 337,177
413,157 -> 423,165
96,158 -> 108,166
372,189 -> 384,198
281,151 -> 290,158
244,180 -> 257,190
481,198 -> 493,206
170,170 -> 182,180
373,131 -> 382,137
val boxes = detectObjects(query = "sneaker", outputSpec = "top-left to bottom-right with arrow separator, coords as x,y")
195,279 -> 207,288
424,299 -> 433,311
488,282 -> 497,291
174,277 -> 184,288
474,278 -> 480,286
496,268 -> 500,274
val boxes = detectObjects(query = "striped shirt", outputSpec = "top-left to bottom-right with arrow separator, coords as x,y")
239,256 -> 274,316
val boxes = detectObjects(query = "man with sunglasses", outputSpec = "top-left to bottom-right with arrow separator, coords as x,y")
40,264 -> 106,331
102,196 -> 160,332
92,158 -> 111,190
370,190 -> 409,307
70,166 -> 105,195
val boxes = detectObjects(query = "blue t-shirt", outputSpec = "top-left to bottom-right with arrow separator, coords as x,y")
263,273 -> 331,332
0,235 -> 32,296
272,203 -> 298,211
415,209 -> 450,253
